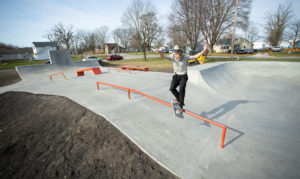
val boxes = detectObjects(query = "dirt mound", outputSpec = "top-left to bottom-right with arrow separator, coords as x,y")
0,69 -> 21,87
0,92 -> 178,178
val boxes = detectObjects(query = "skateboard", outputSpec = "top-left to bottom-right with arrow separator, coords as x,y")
172,99 -> 183,118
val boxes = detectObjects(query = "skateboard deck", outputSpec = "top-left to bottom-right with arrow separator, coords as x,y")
172,100 -> 183,118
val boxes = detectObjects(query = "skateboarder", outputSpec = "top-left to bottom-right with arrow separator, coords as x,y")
158,45 -> 209,115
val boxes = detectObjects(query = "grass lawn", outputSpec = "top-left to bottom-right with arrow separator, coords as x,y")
207,53 -> 253,57
207,51 -> 300,57
206,57 -> 300,63
1,55 -> 300,71
0,60 -> 47,70
72,54 -> 107,61
108,57 -> 173,71
122,52 -> 157,55
107,57 -> 300,70
270,50 -> 300,57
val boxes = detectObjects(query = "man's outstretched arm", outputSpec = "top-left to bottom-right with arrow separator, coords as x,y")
192,45 -> 209,59
157,49 -> 172,61
157,49 -> 166,59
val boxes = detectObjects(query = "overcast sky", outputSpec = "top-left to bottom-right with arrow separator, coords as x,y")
0,0 -> 299,47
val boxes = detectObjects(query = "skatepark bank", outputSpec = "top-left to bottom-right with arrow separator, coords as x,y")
0,50 -> 300,179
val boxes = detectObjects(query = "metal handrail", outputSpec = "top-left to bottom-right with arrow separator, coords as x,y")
50,72 -> 66,81
96,81 -> 227,148
108,68 -> 132,74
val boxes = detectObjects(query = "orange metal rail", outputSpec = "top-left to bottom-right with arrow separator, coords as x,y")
108,68 -> 132,74
121,66 -> 149,72
96,81 -> 227,148
50,72 -> 66,81
77,67 -> 102,76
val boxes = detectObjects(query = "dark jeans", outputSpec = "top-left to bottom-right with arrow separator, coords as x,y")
170,74 -> 188,107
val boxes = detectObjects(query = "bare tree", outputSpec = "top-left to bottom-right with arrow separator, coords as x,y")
167,25 -> 188,49
243,22 -> 260,43
75,30 -> 88,53
201,0 -> 252,52
122,0 -> 161,61
288,19 -> 300,49
0,42 -> 18,49
57,23 -> 74,50
153,32 -> 166,49
44,30 -> 61,49
113,27 -> 132,50
264,3 -> 293,46
75,30 -> 97,54
44,23 -> 74,50
168,0 -> 203,50
71,32 -> 81,54
140,12 -> 162,54
94,26 -> 109,49
88,31 -> 97,54
113,28 -> 121,45
168,0 -> 252,52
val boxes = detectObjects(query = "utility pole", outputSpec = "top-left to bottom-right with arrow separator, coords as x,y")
231,0 -> 239,60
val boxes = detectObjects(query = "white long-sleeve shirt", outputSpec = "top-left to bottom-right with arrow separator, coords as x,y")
166,53 -> 194,75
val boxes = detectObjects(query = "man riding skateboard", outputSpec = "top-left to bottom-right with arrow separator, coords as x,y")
158,45 -> 209,115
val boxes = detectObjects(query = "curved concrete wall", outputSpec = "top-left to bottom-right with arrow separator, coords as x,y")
188,62 -> 300,97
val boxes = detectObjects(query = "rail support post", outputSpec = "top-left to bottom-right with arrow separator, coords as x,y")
221,127 -> 227,148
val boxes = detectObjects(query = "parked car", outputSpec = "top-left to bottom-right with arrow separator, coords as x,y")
271,46 -> 281,52
245,49 -> 254,54
82,56 -> 103,66
227,49 -> 238,54
237,49 -> 246,54
106,55 -> 123,61
227,49 -> 247,54
162,49 -> 169,53
82,56 -> 102,62
169,49 -> 174,54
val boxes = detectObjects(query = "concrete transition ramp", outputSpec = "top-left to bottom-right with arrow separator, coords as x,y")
188,61 -> 300,98
2,60 -> 300,179
16,50 -> 100,82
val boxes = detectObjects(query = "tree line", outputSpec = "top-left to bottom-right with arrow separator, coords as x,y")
44,0 -> 299,60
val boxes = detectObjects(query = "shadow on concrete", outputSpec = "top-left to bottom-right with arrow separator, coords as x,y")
198,100 -> 260,148
200,100 -> 250,127
223,126 -> 244,148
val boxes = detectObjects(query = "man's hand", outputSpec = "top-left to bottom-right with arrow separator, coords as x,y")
157,49 -> 162,55
157,47 -> 165,59
192,45 -> 210,59
204,45 -> 209,52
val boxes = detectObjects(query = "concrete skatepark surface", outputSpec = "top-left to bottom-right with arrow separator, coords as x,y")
1,50 -> 300,178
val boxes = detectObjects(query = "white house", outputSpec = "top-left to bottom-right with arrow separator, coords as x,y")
0,47 -> 33,61
279,41 -> 290,48
253,42 -> 271,50
214,38 -> 253,53
288,38 -> 300,48
32,42 -> 57,60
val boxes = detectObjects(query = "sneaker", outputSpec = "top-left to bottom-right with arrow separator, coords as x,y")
176,106 -> 182,114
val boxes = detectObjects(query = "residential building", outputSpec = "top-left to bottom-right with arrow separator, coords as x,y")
253,42 -> 271,50
288,38 -> 300,48
214,38 -> 253,53
0,47 -> 33,61
279,41 -> 290,48
32,42 -> 57,60
104,43 -> 119,54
